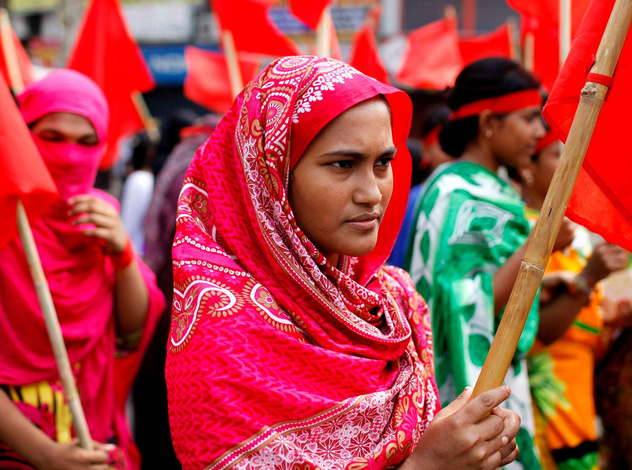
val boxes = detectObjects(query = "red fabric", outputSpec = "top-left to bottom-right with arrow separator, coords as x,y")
289,0 -> 335,29
508,0 -> 590,35
0,26 -> 34,90
543,0 -> 632,251
349,23 -> 391,85
0,70 -> 165,469
0,74 -> 57,249
396,17 -> 462,89
67,0 -> 155,170
521,14 -> 560,92
166,56 -> 439,470
451,89 -> 542,120
459,23 -> 513,65
184,47 -> 260,114
211,0 -> 301,56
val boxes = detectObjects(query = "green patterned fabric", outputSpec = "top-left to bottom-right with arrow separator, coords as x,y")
405,161 -> 541,470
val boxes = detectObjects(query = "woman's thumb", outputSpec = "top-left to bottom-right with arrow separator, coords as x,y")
438,386 -> 473,418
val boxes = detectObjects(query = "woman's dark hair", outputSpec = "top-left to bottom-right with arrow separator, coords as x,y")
439,58 -> 540,158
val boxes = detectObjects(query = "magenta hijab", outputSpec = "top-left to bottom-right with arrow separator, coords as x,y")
0,70 -> 164,467
17,69 -> 108,200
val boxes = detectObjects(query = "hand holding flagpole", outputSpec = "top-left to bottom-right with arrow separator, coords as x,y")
472,0 -> 632,398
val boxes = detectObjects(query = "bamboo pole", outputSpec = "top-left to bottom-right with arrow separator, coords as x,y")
560,0 -> 572,64
1,10 -> 94,450
131,91 -> 160,145
316,7 -> 332,57
220,29 -> 243,99
472,0 -> 632,398
507,18 -> 518,62
444,4 -> 458,27
16,201 -> 94,450
0,8 -> 23,93
523,31 -> 535,73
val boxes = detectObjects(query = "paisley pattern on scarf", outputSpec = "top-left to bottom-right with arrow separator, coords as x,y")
166,56 -> 439,470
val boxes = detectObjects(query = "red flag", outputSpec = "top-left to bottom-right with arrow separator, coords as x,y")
0,26 -> 34,90
521,15 -> 560,92
184,47 -> 260,114
0,74 -> 58,248
288,0 -> 335,30
507,0 -> 590,34
459,23 -> 513,66
543,0 -> 632,250
349,24 -> 390,84
67,0 -> 155,170
211,0 -> 301,56
396,17 -> 462,89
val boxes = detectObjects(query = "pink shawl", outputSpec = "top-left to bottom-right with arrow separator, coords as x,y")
0,70 -> 164,468
166,56 -> 439,470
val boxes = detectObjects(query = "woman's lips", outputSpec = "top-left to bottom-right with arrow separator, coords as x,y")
345,213 -> 379,230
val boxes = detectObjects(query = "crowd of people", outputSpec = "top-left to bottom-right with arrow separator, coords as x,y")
1,53 -> 631,470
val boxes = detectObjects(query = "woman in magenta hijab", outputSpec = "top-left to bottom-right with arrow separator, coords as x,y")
0,70 -> 164,469
166,56 -> 521,470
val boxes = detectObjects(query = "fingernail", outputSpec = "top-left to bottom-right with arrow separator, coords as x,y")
501,436 -> 509,446
103,444 -> 116,451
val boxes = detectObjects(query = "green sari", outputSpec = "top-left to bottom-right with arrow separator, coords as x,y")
405,161 -> 541,470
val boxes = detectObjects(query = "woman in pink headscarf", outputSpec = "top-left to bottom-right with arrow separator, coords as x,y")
166,56 -> 521,470
0,70 -> 164,469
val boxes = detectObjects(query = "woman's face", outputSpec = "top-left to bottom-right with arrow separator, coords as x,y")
289,97 -> 396,266
31,112 -> 98,146
488,106 -> 546,169
529,140 -> 562,198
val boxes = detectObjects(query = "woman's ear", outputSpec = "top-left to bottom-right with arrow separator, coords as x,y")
478,110 -> 495,138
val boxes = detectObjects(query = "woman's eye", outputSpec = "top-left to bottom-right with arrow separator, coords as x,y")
330,160 -> 353,169
375,156 -> 394,167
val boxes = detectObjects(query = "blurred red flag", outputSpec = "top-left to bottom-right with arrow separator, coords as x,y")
184,47 -> 261,114
289,0 -> 336,30
543,0 -> 632,250
0,25 -> 34,90
67,0 -> 155,170
349,24 -> 390,84
211,0 -> 301,56
0,74 -> 58,248
521,15 -> 560,92
396,17 -> 462,89
507,0 -> 590,34
459,23 -> 514,66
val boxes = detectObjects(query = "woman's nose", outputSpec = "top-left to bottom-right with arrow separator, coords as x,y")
353,171 -> 383,206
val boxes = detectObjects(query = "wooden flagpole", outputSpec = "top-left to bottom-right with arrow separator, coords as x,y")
560,0 -> 572,65
507,18 -> 518,62
523,31 -> 535,73
1,9 -> 94,450
131,91 -> 160,144
16,202 -> 94,450
221,29 -> 244,99
472,0 -> 632,398
316,7 -> 332,57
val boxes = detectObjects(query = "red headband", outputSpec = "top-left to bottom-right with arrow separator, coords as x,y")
534,130 -> 559,155
450,89 -> 542,120
422,125 -> 441,146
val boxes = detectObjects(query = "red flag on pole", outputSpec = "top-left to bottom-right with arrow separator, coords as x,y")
543,0 -> 632,250
184,47 -> 260,114
349,24 -> 390,84
0,25 -> 34,89
67,0 -> 155,170
507,0 -> 590,34
396,17 -> 462,89
288,0 -> 336,30
211,0 -> 301,56
521,15 -> 560,92
458,23 -> 514,66
0,74 -> 58,248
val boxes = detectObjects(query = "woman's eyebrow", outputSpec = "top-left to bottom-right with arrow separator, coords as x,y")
319,146 -> 398,159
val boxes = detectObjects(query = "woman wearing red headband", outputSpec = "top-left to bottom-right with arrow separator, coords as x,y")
405,58 -> 552,469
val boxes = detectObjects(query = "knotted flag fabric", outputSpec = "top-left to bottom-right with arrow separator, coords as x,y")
0,74 -> 58,248
543,0 -> 632,250
67,0 -> 155,170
